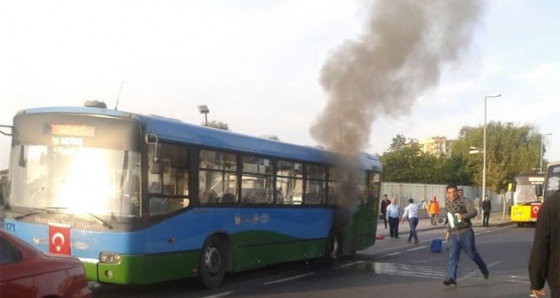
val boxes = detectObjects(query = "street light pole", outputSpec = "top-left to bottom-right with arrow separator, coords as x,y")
540,133 -> 553,172
197,105 -> 210,126
483,94 -> 501,198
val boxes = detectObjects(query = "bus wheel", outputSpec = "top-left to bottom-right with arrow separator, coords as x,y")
197,236 -> 225,289
517,223 -> 524,227
325,231 -> 340,263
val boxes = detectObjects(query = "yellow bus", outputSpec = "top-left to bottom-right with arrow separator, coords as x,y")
510,173 -> 545,226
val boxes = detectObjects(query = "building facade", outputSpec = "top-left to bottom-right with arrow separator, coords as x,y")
420,136 -> 453,157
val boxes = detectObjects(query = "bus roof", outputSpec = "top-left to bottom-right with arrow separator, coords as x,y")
16,106 -> 381,171
546,161 -> 560,167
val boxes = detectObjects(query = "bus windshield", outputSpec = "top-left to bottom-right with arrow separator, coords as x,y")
513,174 -> 544,204
10,145 -> 141,217
8,113 -> 142,218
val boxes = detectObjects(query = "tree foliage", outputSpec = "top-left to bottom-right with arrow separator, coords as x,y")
453,121 -> 541,192
381,135 -> 445,183
205,120 -> 230,131
380,122 -> 544,192
261,134 -> 280,140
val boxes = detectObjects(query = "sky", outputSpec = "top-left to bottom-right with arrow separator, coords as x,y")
1,0 -> 559,170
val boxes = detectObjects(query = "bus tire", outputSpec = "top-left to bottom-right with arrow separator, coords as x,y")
517,222 -> 524,227
197,236 -> 225,289
325,231 -> 340,262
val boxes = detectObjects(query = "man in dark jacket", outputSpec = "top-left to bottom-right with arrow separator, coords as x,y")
481,195 -> 491,227
481,195 -> 492,227
380,194 -> 390,229
528,190 -> 560,297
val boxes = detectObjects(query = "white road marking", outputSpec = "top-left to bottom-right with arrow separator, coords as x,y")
385,252 -> 401,257
339,261 -> 365,268
264,272 -> 315,285
461,261 -> 500,280
202,291 -> 235,298
407,245 -> 426,251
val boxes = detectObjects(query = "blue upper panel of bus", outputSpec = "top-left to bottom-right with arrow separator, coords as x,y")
17,105 -> 381,171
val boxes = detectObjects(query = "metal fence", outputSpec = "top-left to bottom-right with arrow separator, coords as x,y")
380,182 -> 507,218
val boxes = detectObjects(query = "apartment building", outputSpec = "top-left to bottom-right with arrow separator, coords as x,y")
420,136 -> 453,157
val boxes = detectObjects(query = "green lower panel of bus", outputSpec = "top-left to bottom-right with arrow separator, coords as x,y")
83,210 -> 378,286
84,250 -> 200,285
82,231 -> 328,285
231,236 -> 326,272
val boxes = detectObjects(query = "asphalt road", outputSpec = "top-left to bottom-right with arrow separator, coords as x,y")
91,222 -> 539,298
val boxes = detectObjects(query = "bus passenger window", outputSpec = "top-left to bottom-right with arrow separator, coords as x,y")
199,150 -> 237,205
277,160 -> 303,205
241,155 -> 273,204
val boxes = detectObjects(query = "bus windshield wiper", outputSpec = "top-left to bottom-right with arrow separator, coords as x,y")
80,210 -> 114,229
44,207 -> 114,230
14,208 -> 60,220
15,207 -> 113,229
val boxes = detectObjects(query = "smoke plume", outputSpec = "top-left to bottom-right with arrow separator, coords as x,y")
310,0 -> 483,155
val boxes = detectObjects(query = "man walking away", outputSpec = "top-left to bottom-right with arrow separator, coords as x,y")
528,190 -> 559,297
443,184 -> 489,287
482,195 -> 491,227
401,198 -> 422,244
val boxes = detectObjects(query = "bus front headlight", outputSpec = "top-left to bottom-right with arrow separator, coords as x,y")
99,252 -> 121,264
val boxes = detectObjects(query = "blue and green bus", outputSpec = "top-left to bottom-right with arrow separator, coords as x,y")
1,102 -> 381,288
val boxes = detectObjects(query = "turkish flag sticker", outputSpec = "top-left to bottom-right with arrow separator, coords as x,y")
530,203 -> 541,219
49,223 -> 71,255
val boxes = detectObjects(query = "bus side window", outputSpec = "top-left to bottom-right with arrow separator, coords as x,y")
241,155 -> 273,204
277,160 -> 303,205
199,150 -> 237,205
147,143 -> 189,216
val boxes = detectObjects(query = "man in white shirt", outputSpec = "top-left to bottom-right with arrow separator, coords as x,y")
401,198 -> 422,244
385,197 -> 401,239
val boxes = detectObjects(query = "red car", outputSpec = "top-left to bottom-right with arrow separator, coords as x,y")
0,229 -> 92,298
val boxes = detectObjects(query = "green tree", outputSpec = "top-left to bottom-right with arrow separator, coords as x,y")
452,121 -> 541,192
381,135 -> 450,184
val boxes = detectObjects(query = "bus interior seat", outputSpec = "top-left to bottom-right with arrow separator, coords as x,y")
305,192 -> 317,204
221,193 -> 237,204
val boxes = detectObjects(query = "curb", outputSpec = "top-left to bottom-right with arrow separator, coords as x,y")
377,219 -> 513,238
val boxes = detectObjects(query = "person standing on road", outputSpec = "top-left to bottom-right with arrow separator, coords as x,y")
380,194 -> 391,229
428,195 -> 440,225
401,198 -> 422,244
443,184 -> 489,287
528,190 -> 559,298
386,197 -> 401,239
481,195 -> 491,227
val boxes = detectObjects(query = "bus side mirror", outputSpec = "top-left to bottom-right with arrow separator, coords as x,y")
18,146 -> 27,168
535,184 -> 543,197
145,133 -> 161,174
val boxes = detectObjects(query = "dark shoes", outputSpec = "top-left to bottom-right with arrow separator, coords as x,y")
443,279 -> 457,287
482,269 -> 489,280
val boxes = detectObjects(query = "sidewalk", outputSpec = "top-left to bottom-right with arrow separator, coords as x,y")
377,210 -> 511,238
